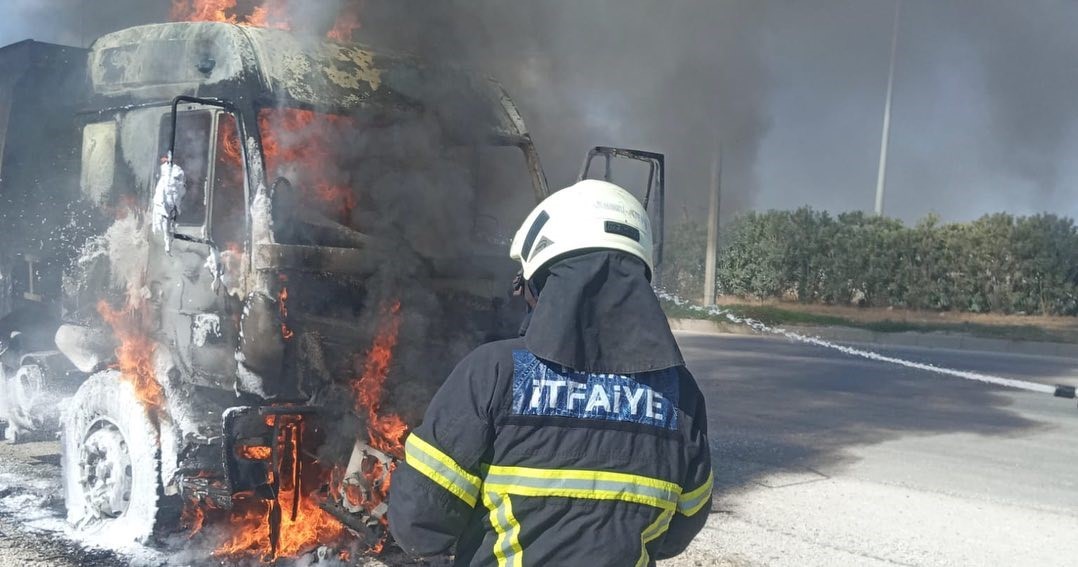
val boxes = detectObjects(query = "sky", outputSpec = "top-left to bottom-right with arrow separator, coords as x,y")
2,0 -> 1077,224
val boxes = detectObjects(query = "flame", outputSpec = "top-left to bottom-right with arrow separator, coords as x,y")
182,502 -> 206,539
216,421 -> 345,559
246,0 -> 291,30
96,299 -> 165,423
170,0 -> 239,23
237,445 -> 272,460
320,301 -> 406,553
214,492 -> 344,559
278,287 -> 294,340
259,108 -> 358,225
217,114 -> 243,166
207,304 -> 405,559
171,0 -> 360,39
352,301 -> 406,456
169,0 -> 288,28
327,5 -> 362,42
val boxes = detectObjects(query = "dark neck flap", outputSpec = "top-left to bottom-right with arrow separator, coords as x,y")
524,251 -> 684,374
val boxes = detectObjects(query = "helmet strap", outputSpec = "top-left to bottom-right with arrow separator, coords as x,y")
523,279 -> 541,310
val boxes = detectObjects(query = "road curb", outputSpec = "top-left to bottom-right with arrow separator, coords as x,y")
668,318 -> 1078,358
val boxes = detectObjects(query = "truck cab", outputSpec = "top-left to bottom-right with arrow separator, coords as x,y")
0,21 -> 665,556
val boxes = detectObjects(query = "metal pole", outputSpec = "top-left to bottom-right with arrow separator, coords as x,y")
703,151 -> 721,306
875,0 -> 901,217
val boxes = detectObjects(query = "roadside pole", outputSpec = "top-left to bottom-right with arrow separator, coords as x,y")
703,151 -> 721,306
875,0 -> 901,216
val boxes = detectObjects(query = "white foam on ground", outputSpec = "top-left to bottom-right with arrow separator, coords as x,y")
0,471 -> 166,565
659,291 -> 1058,396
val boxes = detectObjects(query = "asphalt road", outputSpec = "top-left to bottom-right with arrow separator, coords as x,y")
1,332 -> 1075,566
662,332 -> 1078,567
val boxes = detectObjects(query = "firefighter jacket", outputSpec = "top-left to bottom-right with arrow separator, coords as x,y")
388,252 -> 713,566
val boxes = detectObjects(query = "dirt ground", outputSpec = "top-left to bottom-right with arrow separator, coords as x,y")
714,296 -> 1078,341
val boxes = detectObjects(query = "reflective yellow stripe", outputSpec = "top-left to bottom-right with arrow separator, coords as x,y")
477,464 -> 702,564
635,508 -> 675,567
677,470 -> 714,516
484,465 -> 680,511
484,491 -> 523,567
405,434 -> 481,508
502,494 -> 523,565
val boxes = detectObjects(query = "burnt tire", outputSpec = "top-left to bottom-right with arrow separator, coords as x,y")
61,370 -> 161,544
5,362 -> 60,435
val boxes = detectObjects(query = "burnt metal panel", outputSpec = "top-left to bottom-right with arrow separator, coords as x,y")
0,40 -> 90,327
252,244 -> 375,276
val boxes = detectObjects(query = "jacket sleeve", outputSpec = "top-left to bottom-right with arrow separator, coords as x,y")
657,381 -> 713,560
387,345 -> 499,557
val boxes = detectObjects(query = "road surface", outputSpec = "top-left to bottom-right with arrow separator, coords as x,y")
664,332 -> 1078,567
1,332 -> 1075,565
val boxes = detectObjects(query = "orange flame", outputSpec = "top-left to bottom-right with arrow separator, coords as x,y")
171,0 -> 360,39
237,445 -> 272,460
182,502 -> 206,539
96,300 -> 165,422
259,108 -> 358,225
216,421 -> 345,559
278,286 -> 294,340
353,301 -> 407,457
170,0 -> 239,23
326,300 -> 406,552
170,0 -> 288,29
217,114 -> 244,168
214,493 -> 344,559
327,6 -> 362,42
246,0 -> 291,30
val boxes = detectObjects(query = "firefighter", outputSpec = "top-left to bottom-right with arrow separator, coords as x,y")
388,179 -> 713,566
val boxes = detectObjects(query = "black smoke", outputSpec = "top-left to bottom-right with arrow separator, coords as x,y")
8,1 -> 1078,221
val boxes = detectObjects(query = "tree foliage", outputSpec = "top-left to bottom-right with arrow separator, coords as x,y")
663,209 -> 1078,316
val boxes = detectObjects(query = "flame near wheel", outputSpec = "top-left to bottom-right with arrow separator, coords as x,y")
61,370 -> 163,544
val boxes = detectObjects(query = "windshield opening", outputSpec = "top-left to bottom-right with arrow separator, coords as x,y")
259,107 -> 536,256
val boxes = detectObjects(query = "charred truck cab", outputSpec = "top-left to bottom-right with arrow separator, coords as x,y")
0,21 -> 666,554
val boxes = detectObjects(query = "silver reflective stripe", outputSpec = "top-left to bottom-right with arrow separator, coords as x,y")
677,486 -> 711,515
677,471 -> 714,516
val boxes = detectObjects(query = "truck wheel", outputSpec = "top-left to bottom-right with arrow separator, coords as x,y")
6,362 -> 51,434
62,370 -> 161,544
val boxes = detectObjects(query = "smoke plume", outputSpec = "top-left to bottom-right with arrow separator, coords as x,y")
3,1 -> 1078,222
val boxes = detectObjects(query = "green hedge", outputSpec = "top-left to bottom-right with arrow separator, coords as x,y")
661,209 -> 1078,316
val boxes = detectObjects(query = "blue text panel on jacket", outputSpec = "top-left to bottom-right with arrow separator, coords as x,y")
510,350 -> 679,430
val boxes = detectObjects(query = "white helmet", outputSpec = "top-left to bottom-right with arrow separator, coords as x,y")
510,179 -> 654,280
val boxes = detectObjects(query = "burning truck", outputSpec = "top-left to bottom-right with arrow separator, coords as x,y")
0,19 -> 665,561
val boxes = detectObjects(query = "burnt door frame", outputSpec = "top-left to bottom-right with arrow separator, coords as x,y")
578,147 -> 666,286
160,99 -> 250,387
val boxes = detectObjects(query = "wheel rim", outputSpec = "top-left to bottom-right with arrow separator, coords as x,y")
78,419 -> 133,520
13,364 -> 43,412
